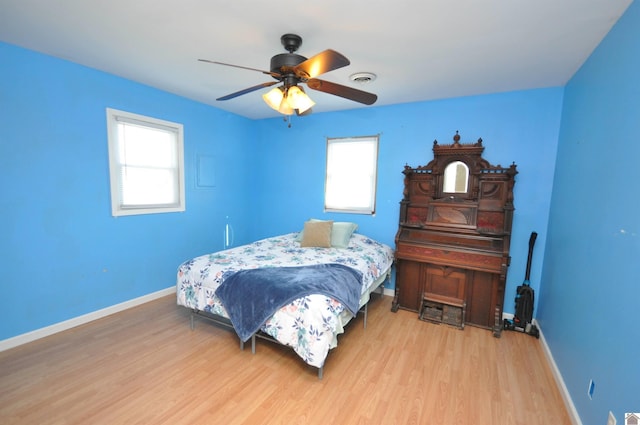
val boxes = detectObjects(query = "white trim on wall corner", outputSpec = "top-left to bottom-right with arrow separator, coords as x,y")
0,286 -> 176,352
535,320 -> 583,425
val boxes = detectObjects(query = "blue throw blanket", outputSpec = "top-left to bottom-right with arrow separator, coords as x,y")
215,264 -> 363,342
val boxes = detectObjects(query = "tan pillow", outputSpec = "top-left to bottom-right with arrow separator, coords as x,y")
300,220 -> 333,248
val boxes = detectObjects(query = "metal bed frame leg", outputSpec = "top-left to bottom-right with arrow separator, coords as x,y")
362,281 -> 386,330
251,334 -> 256,354
190,311 -> 195,330
318,366 -> 323,380
363,303 -> 368,329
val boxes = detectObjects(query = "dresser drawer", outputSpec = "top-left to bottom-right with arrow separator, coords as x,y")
396,243 -> 504,273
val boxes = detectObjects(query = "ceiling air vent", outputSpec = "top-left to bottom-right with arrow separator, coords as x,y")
349,72 -> 377,84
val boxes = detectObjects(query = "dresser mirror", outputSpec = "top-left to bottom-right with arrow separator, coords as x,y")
443,160 -> 469,193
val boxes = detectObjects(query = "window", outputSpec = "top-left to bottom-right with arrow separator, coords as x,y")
324,135 -> 379,214
106,108 -> 185,217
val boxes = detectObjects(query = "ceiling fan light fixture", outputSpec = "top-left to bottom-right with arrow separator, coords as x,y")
278,95 -> 295,115
263,85 -> 315,115
262,86 -> 285,111
286,86 -> 315,114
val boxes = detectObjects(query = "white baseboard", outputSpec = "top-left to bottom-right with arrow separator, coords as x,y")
0,286 -> 176,352
534,320 -> 582,425
379,300 -> 580,422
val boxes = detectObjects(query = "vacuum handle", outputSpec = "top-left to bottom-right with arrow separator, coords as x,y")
524,231 -> 537,282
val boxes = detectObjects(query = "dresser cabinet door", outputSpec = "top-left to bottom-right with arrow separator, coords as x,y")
466,271 -> 502,328
395,259 -> 423,311
423,265 -> 466,301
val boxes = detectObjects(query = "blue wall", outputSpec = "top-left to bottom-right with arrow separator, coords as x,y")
1,40 -> 563,342
0,42 -> 257,338
0,42 -> 563,339
538,1 -> 640,424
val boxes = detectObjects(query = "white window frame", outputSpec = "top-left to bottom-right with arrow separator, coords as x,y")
106,108 -> 185,217
324,135 -> 379,215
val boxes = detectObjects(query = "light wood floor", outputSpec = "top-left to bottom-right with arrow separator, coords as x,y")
0,294 -> 571,425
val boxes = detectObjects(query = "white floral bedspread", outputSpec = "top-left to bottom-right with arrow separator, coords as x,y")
176,232 -> 394,368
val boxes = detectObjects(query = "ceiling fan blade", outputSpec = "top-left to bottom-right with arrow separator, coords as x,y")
294,50 -> 350,79
198,59 -> 282,78
216,81 -> 279,101
306,78 -> 377,105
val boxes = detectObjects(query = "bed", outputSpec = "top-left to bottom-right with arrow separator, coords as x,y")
176,220 -> 394,378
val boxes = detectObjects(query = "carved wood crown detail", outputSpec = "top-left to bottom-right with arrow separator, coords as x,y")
432,130 -> 485,156
402,131 -> 518,178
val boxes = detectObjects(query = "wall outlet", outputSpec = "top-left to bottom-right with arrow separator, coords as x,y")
588,379 -> 595,400
606,411 -> 616,425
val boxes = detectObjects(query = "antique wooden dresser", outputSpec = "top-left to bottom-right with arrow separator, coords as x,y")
392,132 -> 517,336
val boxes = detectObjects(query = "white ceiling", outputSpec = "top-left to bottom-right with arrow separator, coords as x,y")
0,0 -> 633,119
